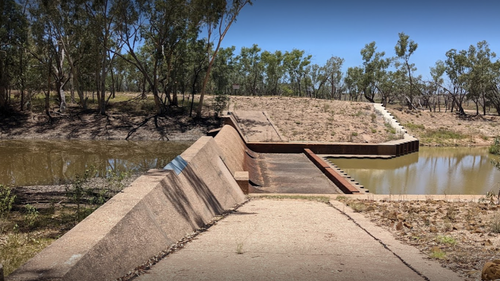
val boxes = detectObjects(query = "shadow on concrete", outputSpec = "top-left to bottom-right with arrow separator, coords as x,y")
182,165 -> 224,215
160,165 -> 224,229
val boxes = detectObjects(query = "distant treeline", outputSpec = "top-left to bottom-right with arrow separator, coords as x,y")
1,0 -> 500,117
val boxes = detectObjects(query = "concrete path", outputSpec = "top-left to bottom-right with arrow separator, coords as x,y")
136,199 -> 462,281
231,111 -> 286,142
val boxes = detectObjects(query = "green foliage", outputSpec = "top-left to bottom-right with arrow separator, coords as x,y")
212,92 -> 229,117
0,184 -> 16,219
65,167 -> 96,221
489,137 -> 500,155
23,205 -> 39,231
436,235 -> 456,245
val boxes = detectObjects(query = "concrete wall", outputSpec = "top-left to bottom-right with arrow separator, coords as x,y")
214,125 -> 263,188
8,137 -> 245,281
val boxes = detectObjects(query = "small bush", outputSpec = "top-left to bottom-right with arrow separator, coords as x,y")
0,185 -> 16,219
212,92 -> 229,117
489,137 -> 500,155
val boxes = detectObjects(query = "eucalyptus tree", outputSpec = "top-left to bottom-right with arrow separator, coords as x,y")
282,49 -> 311,96
465,41 -> 496,115
261,50 -> 284,96
395,32 -> 420,109
196,0 -> 252,118
444,49 -> 468,115
428,60 -> 446,111
359,42 -> 390,103
320,56 -> 344,100
186,38 -> 208,116
112,0 -> 200,115
211,46 -> 236,95
237,44 -> 263,95
305,64 -> 327,98
28,0 -> 76,113
488,61 -> 500,115
0,0 -> 29,111
344,66 -> 363,101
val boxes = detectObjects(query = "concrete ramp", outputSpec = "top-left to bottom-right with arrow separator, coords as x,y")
231,111 -> 285,142
8,137 -> 245,281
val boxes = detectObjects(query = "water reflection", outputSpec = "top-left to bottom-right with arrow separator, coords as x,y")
329,147 -> 500,195
0,140 -> 192,186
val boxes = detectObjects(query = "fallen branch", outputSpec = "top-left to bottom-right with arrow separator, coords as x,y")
125,115 -> 156,140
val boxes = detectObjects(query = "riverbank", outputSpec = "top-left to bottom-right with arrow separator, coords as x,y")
2,95 -> 498,147
2,95 -> 500,278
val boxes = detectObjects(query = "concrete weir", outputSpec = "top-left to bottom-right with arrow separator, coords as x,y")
8,136 -> 246,281
8,106 -> 420,280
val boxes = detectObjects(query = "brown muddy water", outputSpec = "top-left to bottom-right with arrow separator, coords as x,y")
0,140 -> 192,186
329,147 -> 500,195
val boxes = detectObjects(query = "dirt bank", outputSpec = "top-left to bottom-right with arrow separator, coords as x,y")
228,96 -> 500,146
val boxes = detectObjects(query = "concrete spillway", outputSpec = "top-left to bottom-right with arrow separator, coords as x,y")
8,107 -> 419,280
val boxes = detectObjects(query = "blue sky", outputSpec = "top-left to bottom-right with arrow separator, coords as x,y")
219,0 -> 500,80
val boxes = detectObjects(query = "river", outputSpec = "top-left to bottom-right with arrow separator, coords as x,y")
0,139 -> 192,186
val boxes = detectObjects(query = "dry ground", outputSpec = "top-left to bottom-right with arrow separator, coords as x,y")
229,96 -> 395,143
389,107 -> 500,147
339,197 -> 500,281
228,96 -> 500,146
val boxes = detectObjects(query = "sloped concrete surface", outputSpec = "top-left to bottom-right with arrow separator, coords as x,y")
136,199 -> 462,281
256,153 -> 342,194
8,137 -> 245,281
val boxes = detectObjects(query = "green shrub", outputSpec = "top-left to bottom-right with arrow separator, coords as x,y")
0,185 -> 16,219
489,137 -> 500,155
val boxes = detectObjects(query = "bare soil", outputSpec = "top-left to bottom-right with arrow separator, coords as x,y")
389,107 -> 500,147
0,100 -> 220,141
228,96 -> 500,146
340,197 -> 500,281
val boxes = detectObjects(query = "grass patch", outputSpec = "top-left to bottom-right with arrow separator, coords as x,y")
250,195 -> 330,204
430,247 -> 447,259
0,233 -> 55,276
422,128 -> 466,140
403,122 -> 425,130
348,202 -> 367,212
436,235 -> 456,245
384,123 -> 397,134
